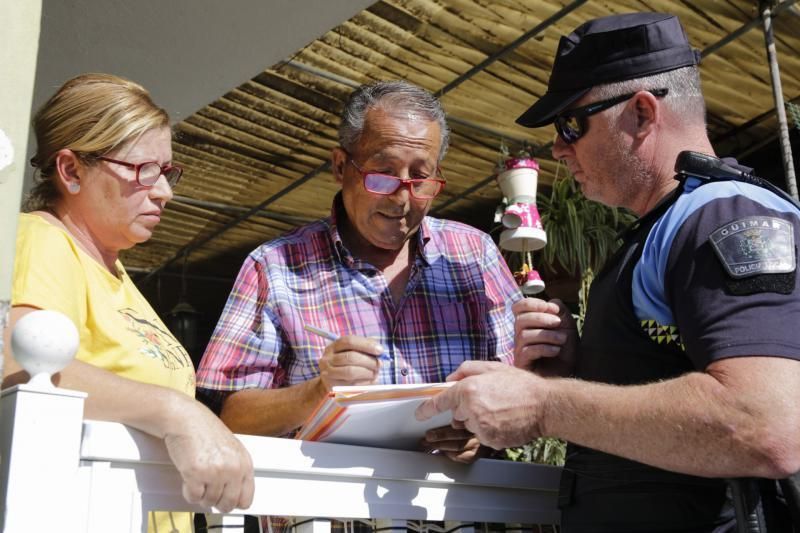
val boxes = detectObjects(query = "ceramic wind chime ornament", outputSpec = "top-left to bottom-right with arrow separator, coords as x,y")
495,148 -> 546,295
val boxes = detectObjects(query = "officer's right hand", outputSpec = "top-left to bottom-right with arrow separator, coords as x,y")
513,298 -> 578,377
318,335 -> 383,390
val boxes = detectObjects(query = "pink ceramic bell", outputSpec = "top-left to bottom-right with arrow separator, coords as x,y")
521,269 -> 545,295
496,156 -> 546,252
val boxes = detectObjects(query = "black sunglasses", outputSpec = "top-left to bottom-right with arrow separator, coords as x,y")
554,88 -> 669,144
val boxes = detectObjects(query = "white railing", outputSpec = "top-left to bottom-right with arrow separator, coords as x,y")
0,311 -> 561,532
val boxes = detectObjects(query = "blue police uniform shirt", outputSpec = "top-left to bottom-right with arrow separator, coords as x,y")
632,176 -> 800,369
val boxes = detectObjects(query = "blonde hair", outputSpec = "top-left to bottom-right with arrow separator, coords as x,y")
25,73 -> 170,211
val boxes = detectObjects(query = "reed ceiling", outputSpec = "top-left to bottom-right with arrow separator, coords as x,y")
126,0 -> 800,285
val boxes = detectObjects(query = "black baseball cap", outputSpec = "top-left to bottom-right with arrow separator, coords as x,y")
516,12 -> 701,128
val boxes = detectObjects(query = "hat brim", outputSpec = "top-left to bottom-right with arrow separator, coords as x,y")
515,87 -> 591,128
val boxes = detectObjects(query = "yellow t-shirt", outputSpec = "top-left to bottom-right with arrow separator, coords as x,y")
12,213 -> 195,532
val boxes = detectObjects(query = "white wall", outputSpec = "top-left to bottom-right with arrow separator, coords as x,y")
27,0 -> 374,184
1,0 -> 42,311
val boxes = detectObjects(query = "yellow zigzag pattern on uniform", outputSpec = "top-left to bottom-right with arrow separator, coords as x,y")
640,319 -> 684,351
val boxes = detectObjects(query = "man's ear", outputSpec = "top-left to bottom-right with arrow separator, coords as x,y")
331,147 -> 347,185
54,149 -> 83,194
632,91 -> 660,140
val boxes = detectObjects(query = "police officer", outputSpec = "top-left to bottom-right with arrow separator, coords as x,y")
416,12 -> 800,532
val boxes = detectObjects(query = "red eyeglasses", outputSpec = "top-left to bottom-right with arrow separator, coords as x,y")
349,157 -> 446,199
98,156 -> 183,188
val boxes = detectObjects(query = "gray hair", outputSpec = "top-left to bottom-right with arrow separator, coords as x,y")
338,80 -> 450,162
589,66 -> 707,127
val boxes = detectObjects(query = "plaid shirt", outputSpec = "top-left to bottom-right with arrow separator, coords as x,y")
196,200 -> 521,405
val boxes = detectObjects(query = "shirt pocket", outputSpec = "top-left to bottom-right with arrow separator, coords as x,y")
412,283 -> 491,370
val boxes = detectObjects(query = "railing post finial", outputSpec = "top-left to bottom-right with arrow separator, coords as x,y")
10,309 -> 79,389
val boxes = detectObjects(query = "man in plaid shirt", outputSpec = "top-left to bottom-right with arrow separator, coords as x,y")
197,80 -> 522,461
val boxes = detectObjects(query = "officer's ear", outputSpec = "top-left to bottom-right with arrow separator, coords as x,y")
632,90 -> 660,140
332,148 -> 347,185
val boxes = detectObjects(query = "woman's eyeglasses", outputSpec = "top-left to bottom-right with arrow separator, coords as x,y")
97,156 -> 183,188
554,88 -> 669,144
349,158 -> 445,199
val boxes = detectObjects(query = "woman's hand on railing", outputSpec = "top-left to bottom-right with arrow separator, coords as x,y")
163,396 -> 255,513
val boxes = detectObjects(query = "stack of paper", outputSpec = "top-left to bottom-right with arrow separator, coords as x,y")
296,382 -> 455,450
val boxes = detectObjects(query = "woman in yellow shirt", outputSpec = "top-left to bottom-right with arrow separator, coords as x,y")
2,73 -> 254,532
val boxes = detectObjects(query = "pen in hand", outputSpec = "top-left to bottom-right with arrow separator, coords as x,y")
303,323 -> 339,342
303,324 -> 388,360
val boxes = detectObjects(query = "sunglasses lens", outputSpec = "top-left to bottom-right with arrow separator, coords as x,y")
556,115 -> 583,144
364,173 -> 401,194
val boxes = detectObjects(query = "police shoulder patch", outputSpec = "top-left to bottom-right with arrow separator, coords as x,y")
709,216 -> 795,279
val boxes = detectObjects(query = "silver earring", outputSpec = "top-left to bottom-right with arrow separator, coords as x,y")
68,182 -> 80,194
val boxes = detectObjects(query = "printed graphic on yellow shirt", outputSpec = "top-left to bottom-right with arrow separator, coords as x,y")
118,307 -> 192,370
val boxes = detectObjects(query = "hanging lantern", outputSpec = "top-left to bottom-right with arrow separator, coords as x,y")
167,300 -> 201,358
166,253 -> 202,363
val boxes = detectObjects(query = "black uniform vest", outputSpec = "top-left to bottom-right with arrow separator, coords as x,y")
558,189 -> 737,533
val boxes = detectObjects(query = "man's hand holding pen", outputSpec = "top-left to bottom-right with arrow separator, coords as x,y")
304,325 -> 385,391
318,335 -> 384,390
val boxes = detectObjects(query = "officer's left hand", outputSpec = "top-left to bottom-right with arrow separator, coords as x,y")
513,298 -> 578,377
